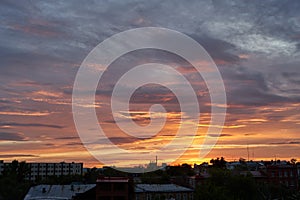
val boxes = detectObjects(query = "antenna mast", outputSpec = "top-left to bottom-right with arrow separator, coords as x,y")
247,143 -> 250,162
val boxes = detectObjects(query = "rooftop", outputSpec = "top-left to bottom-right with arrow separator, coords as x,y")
24,184 -> 95,200
135,184 -> 193,193
97,176 -> 130,183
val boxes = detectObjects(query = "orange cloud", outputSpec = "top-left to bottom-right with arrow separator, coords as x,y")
0,111 -> 52,116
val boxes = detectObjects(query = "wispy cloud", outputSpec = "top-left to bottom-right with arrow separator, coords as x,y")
0,154 -> 39,158
0,111 -> 52,116
0,122 -> 64,129
0,0 -> 299,165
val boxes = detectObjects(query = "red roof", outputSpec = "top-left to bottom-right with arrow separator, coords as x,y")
96,177 -> 129,183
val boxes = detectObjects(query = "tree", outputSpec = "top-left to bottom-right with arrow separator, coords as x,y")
84,167 -> 100,183
210,157 -> 227,168
290,158 -> 297,165
195,169 -> 259,200
0,160 -> 31,200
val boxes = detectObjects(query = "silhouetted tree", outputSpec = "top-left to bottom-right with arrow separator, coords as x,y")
84,167 -> 100,183
290,158 -> 297,165
0,160 -> 31,200
210,157 -> 227,168
195,169 -> 258,200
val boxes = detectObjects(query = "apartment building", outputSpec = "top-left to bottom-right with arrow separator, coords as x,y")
266,164 -> 298,190
0,160 -> 83,181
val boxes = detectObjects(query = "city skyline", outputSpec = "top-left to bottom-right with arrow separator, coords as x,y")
0,1 -> 300,168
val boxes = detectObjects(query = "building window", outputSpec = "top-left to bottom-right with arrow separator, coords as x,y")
290,180 -> 295,187
115,183 -> 125,191
99,183 -> 111,191
271,172 -> 275,177
99,197 -> 110,200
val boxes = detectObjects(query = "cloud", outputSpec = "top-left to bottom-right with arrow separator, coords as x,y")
208,133 -> 233,137
56,136 -> 79,140
0,0 -> 299,165
0,122 -> 64,129
0,111 -> 52,116
65,142 -> 83,146
0,154 -> 39,158
100,136 -> 138,145
189,35 -> 240,65
269,140 -> 300,145
0,132 -> 28,141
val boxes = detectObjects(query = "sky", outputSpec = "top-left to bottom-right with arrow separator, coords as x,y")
0,0 -> 299,168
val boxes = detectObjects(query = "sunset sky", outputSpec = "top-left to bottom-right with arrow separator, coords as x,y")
0,0 -> 300,168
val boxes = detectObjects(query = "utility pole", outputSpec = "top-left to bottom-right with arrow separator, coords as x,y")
247,143 -> 250,162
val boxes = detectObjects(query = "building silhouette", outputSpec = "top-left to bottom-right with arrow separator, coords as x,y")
0,160 -> 83,181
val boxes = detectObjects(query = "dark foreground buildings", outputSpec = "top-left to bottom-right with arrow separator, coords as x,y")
21,159 -> 300,199
96,176 -> 133,200
24,177 -> 193,200
0,160 -> 83,181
